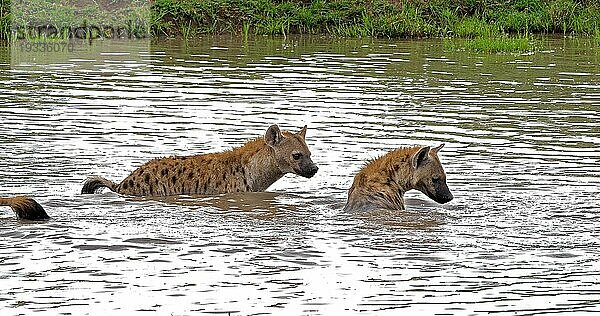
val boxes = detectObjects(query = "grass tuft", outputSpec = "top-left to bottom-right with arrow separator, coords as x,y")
0,0 -> 9,41
464,36 -> 532,53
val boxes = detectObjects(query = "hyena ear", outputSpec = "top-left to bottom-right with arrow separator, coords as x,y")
432,143 -> 445,154
412,146 -> 431,169
297,125 -> 307,139
265,124 -> 283,148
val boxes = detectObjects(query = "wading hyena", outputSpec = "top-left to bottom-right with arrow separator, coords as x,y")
82,124 -> 319,197
344,144 -> 453,212
0,196 -> 50,220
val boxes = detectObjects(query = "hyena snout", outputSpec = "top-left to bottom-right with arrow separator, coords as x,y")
298,160 -> 319,178
430,179 -> 453,204
435,189 -> 454,204
419,177 -> 453,204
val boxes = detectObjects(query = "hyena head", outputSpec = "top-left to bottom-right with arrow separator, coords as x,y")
410,144 -> 453,204
264,124 -> 319,178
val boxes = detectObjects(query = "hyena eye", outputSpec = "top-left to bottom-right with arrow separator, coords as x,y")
432,176 -> 442,183
292,153 -> 303,160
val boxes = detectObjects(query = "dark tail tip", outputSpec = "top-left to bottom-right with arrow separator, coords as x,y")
9,196 -> 50,220
81,176 -> 117,194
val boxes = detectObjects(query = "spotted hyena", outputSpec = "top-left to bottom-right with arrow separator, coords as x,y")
0,196 -> 50,220
344,144 -> 453,211
82,124 -> 319,197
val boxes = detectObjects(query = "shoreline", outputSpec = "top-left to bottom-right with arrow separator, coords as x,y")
151,0 -> 600,39
1,0 -> 599,45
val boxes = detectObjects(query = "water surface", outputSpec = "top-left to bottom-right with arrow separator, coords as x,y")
1,36 -> 599,315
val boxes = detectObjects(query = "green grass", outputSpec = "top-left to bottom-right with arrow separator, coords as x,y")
0,0 -> 9,40
8,0 -> 149,41
2,0 -> 600,46
151,0 -> 442,38
148,0 -> 600,39
464,36 -> 533,53
453,17 -> 498,38
180,20 -> 197,40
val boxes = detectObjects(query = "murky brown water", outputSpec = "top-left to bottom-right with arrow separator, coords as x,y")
1,36 -> 600,315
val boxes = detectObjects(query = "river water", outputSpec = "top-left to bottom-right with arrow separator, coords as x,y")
1,36 -> 599,315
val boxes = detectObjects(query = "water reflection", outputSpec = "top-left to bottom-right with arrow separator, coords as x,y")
1,36 -> 599,315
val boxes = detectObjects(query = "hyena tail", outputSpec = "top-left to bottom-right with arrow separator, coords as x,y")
81,176 -> 118,194
0,196 -> 50,220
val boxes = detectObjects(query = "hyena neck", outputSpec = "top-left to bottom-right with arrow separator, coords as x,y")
346,182 -> 407,211
375,168 -> 412,210
374,185 -> 407,210
240,141 -> 285,192
375,158 -> 415,206
345,159 -> 414,211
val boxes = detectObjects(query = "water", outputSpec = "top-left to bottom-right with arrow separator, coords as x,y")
1,36 -> 600,315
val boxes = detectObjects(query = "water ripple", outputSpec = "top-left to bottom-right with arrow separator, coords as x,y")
1,37 -> 599,315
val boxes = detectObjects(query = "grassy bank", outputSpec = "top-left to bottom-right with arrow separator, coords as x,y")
2,0 -> 600,42
3,0 -> 149,41
150,0 -> 600,38
0,0 -> 9,40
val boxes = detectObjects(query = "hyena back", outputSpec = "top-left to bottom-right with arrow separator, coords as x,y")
344,144 -> 453,212
82,124 -> 318,197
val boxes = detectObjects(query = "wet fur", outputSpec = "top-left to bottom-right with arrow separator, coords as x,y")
82,125 -> 318,197
0,196 -> 50,220
344,145 -> 453,212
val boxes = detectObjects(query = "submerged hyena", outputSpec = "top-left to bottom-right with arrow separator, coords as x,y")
344,144 -> 453,211
0,196 -> 50,220
82,124 -> 319,196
